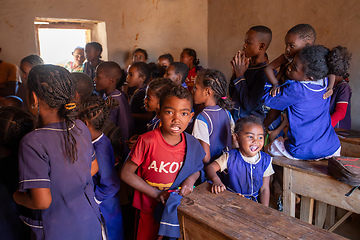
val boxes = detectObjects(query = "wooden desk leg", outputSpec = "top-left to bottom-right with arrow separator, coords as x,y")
315,201 -> 327,228
300,196 -> 314,224
283,168 -> 296,217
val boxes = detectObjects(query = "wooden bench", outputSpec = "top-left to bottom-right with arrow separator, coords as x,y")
335,128 -> 360,157
177,182 -> 346,239
273,156 -> 360,231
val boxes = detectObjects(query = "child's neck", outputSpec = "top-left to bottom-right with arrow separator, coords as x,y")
106,86 -> 117,95
90,59 -> 101,67
203,97 -> 217,108
251,54 -> 267,66
90,129 -> 102,141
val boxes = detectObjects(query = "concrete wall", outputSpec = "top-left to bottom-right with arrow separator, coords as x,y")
0,0 -> 208,69
208,0 -> 360,130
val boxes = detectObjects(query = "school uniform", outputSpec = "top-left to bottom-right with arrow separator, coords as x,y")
231,62 -> 268,122
264,79 -> 341,159
147,116 -> 160,132
18,120 -> 102,240
216,150 -> 274,202
92,133 -> 124,240
192,105 -> 234,162
84,60 -> 104,80
330,80 -> 352,129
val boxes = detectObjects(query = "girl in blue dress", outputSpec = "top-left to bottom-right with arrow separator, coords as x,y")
13,65 -> 103,240
78,95 -> 124,240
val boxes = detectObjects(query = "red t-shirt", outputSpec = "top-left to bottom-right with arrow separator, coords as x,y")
185,67 -> 197,93
129,128 -> 186,212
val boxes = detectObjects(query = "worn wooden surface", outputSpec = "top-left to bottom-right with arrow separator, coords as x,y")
177,182 -> 346,240
335,128 -> 360,157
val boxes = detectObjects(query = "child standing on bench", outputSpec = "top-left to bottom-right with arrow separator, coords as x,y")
206,116 -> 274,206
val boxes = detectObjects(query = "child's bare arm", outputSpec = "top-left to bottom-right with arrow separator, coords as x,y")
121,159 -> 162,201
178,171 -> 200,196
91,159 -> 99,176
265,54 -> 287,97
198,140 -> 211,164
323,74 -> 335,99
206,161 -> 225,194
259,176 -> 270,206
14,188 -> 52,210
268,113 -> 288,143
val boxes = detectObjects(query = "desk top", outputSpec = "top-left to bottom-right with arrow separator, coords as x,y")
335,128 -> 360,144
178,182 -> 345,239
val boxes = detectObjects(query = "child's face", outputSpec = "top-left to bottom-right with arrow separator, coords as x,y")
164,65 -> 181,85
192,78 -> 207,105
94,67 -> 110,92
126,66 -> 143,88
144,88 -> 159,112
20,62 -> 33,83
85,45 -> 100,62
158,58 -> 171,68
286,56 -> 307,81
242,30 -> 262,58
158,96 -> 194,142
236,123 -> 264,157
132,52 -> 146,63
285,33 -> 308,59
73,49 -> 85,65
180,51 -> 193,68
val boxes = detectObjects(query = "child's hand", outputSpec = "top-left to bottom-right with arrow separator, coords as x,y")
268,130 -> 279,143
231,51 -> 250,78
269,86 -> 280,97
178,184 -> 195,197
156,190 -> 170,205
211,180 -> 226,194
323,88 -> 333,99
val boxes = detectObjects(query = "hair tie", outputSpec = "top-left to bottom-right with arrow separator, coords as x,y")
221,96 -> 227,100
64,103 -> 76,110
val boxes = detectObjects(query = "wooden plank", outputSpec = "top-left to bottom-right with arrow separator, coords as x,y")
300,196 -> 314,224
283,167 -> 296,217
315,201 -> 327,228
178,182 -> 346,240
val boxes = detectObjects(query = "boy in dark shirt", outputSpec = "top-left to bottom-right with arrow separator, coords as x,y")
230,25 -> 272,122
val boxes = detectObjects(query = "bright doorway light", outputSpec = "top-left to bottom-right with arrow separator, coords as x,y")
38,28 -> 88,66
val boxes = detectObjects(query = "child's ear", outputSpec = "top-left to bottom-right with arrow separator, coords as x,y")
175,75 -> 182,85
205,87 -> 212,97
305,76 -> 314,81
31,91 -> 39,107
259,42 -> 266,50
189,111 -> 195,122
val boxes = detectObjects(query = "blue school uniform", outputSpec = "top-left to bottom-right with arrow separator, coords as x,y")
263,79 -> 340,159
226,150 -> 272,202
92,133 -> 124,240
18,120 -> 102,240
147,116 -> 160,132
192,105 -> 233,162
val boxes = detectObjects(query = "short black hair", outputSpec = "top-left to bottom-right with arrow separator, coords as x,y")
159,85 -> 193,110
133,48 -> 148,60
234,116 -> 265,135
297,45 -> 329,80
327,45 -> 352,79
131,62 -> 151,84
170,62 -> 189,83
249,25 -> 272,50
287,24 -> 316,44
72,72 -> 94,102
158,53 -> 174,63
20,55 -> 44,66
97,61 -> 122,84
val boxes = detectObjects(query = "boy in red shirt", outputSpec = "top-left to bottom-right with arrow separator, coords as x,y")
121,85 -> 205,240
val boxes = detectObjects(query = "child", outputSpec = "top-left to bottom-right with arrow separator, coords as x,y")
17,55 -> 44,109
180,48 -> 202,92
264,45 -> 341,160
144,78 -> 175,131
13,65 -> 103,239
84,42 -> 104,80
329,46 -> 352,129
132,48 -> 148,63
164,62 -> 189,88
78,95 -> 124,240
206,116 -> 273,206
127,62 -> 153,135
0,47 -> 20,97
0,107 -> 34,240
94,61 -> 134,150
157,53 -> 174,69
192,69 -> 235,164
72,72 -> 95,104
121,85 -> 205,240
64,46 -> 85,73
230,25 -> 272,122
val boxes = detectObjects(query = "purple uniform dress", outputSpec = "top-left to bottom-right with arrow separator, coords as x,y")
92,133 -> 124,240
330,80 -> 352,130
107,89 -> 134,143
18,120 -> 102,240
130,87 -> 152,135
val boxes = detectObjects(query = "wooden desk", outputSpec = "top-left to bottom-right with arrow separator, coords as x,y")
178,182 -> 345,239
335,128 -> 360,157
273,156 -> 360,228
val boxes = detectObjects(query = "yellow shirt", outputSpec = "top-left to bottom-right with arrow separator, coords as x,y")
0,61 -> 20,87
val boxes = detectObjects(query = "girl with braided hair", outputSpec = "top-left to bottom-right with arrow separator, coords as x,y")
192,69 -> 235,166
78,95 -> 124,240
13,65 -> 104,240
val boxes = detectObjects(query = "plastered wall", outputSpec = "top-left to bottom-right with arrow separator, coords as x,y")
0,0 -> 208,69
208,0 -> 360,130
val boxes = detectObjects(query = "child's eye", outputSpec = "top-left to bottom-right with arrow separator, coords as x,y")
165,110 -> 173,115
290,44 -> 295,48
247,135 -> 253,139
181,112 -> 189,116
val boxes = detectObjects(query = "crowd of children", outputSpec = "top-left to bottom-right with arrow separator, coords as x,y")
0,23 -> 353,240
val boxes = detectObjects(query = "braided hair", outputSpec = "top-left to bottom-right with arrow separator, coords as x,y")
182,48 -> 200,66
78,95 -> 119,131
27,64 -> 78,163
148,78 -> 175,99
197,69 -> 234,111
